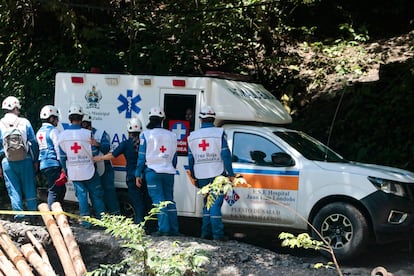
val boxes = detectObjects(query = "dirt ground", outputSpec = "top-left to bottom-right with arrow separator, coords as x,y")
1,187 -> 414,275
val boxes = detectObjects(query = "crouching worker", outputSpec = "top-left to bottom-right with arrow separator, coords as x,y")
58,104 -> 106,227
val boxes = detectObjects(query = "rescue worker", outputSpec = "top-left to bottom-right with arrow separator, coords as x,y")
81,113 -> 120,215
94,118 -> 152,225
58,104 -> 106,227
187,105 -> 235,241
0,96 -> 39,223
135,107 -> 180,236
36,105 -> 67,209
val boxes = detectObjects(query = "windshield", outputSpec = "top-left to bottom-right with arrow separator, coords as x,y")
274,131 -> 348,162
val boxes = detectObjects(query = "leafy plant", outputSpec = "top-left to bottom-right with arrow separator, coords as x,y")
279,232 -> 336,271
85,202 -> 209,276
197,174 -> 250,210
259,195 -> 343,276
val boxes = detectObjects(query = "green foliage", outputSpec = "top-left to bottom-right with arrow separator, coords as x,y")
299,26 -> 374,93
279,232 -> 337,271
198,175 -> 250,210
85,202 -> 209,276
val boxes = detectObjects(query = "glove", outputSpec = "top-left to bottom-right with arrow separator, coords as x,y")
55,171 -> 67,186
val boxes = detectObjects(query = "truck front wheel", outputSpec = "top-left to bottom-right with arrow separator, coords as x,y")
311,202 -> 369,261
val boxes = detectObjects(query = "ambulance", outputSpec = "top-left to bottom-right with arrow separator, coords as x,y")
54,72 -> 414,260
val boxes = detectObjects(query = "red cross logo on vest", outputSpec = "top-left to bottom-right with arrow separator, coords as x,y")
38,133 -> 44,143
198,139 -> 210,151
71,142 -> 82,154
160,145 -> 167,153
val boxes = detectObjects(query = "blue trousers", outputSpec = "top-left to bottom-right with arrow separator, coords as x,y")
127,177 -> 152,224
2,157 -> 37,219
73,171 -> 106,226
145,169 -> 179,235
100,162 -> 120,214
198,177 -> 225,239
41,166 -> 66,210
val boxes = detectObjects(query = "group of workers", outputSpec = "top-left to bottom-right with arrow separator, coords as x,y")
0,95 -> 235,241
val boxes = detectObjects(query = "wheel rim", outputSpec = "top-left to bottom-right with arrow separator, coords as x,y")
120,201 -> 136,219
320,213 -> 353,249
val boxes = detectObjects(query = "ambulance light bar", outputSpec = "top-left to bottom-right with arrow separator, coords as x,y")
172,79 -> 186,87
139,78 -> 152,86
104,75 -> 120,86
71,75 -> 85,84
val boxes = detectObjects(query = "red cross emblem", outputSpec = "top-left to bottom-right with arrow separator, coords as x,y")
38,133 -> 44,143
71,142 -> 82,153
198,139 -> 210,151
160,145 -> 167,153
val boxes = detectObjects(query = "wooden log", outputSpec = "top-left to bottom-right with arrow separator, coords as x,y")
21,243 -> 57,276
0,223 -> 33,276
0,248 -> 20,275
52,202 -> 87,276
25,231 -> 51,267
38,203 -> 77,276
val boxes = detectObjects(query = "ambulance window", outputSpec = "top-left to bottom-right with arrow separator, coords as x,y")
232,132 -> 283,166
163,94 -> 196,131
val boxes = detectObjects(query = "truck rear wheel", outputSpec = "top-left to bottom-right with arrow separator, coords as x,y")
117,190 -> 136,219
311,202 -> 369,261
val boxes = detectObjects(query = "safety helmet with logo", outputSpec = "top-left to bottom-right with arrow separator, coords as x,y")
2,96 -> 21,110
148,106 -> 165,119
68,103 -> 84,116
40,105 -> 60,119
82,112 -> 92,122
199,105 -> 216,119
127,118 -> 142,132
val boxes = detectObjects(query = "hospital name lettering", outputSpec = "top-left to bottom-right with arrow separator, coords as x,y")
248,190 -> 295,202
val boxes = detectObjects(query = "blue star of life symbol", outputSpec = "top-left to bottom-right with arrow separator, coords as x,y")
225,189 -> 240,207
117,89 -> 141,118
171,122 -> 188,140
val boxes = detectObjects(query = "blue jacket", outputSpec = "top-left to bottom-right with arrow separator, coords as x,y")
37,123 -> 60,170
112,137 -> 138,181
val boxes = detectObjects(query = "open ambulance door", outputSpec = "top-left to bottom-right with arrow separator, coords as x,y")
160,89 -> 204,216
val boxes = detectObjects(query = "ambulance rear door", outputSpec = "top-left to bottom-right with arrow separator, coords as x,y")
160,88 -> 204,216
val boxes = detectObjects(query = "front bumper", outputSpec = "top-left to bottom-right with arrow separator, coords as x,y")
361,190 -> 414,243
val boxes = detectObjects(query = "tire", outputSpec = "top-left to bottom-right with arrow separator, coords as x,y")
117,190 -> 136,219
311,202 -> 369,261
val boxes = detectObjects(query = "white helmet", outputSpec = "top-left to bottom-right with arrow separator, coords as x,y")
68,103 -> 84,116
40,105 -> 60,119
127,118 -> 142,132
148,106 -> 165,119
2,96 -> 21,110
82,112 -> 92,122
199,105 -> 216,119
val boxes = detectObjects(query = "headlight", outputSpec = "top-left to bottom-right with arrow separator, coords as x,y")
368,176 -> 407,197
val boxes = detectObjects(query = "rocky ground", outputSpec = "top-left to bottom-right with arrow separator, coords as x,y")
2,215 -> 414,276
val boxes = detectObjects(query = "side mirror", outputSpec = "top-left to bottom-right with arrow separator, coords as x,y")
271,152 -> 295,167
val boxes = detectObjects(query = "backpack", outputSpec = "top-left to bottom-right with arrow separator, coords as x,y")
1,118 -> 27,161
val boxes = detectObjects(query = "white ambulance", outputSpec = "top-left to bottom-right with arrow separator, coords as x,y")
54,72 -> 414,260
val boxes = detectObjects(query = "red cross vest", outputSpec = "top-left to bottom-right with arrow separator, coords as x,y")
143,128 -> 177,174
188,127 -> 224,179
58,128 -> 95,181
